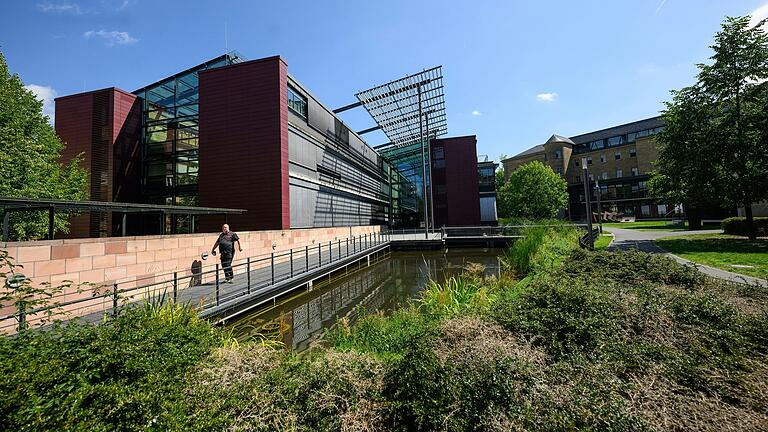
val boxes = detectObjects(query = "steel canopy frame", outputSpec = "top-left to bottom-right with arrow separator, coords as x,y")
355,66 -> 447,234
354,66 -> 447,149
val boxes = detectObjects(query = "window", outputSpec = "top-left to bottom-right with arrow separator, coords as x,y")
600,154 -> 606,163
556,167 -> 563,174
588,174 -> 594,181
658,204 -> 668,215
590,139 -> 605,150
631,167 -> 639,176
616,169 -> 623,178
614,151 -> 621,160
575,174 -> 582,182
627,132 -> 637,142
587,157 -> 593,165
287,86 -> 308,119
638,181 -> 648,191
641,205 -> 651,216
629,148 -> 636,157
601,171 -> 608,180
554,150 -> 561,160
575,159 -> 580,167
433,145 -> 445,168
607,136 -> 624,147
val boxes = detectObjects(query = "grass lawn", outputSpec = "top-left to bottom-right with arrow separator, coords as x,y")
655,233 -> 768,280
603,220 -> 720,232
594,233 -> 613,251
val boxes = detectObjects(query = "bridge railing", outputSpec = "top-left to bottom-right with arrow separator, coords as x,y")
387,224 -> 591,241
0,232 -> 390,334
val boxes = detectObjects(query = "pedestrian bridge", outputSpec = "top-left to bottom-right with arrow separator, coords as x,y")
0,225 -> 575,332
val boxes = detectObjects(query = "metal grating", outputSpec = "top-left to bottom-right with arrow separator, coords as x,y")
355,66 -> 446,148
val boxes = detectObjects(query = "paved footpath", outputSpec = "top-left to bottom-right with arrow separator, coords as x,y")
607,227 -> 767,287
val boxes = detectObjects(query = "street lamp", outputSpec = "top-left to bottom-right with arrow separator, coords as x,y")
581,157 -> 594,249
594,178 -> 603,234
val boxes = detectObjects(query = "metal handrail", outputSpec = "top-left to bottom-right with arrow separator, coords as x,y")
0,231 -> 391,332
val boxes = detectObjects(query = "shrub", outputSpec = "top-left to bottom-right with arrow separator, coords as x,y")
0,305 -> 225,431
721,216 -> 768,236
563,248 -> 705,288
501,225 -> 580,276
491,273 -> 623,359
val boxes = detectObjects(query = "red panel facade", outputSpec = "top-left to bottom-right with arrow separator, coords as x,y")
55,88 -> 140,238
197,56 -> 290,232
430,136 -> 481,227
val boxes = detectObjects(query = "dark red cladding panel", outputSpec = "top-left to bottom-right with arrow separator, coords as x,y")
431,136 -> 481,226
54,88 -> 140,238
198,56 -> 290,232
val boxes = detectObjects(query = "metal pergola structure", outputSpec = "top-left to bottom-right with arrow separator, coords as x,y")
340,66 -> 447,234
0,197 -> 246,241
354,66 -> 446,148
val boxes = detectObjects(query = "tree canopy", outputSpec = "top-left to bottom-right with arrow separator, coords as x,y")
650,16 -> 768,238
498,161 -> 568,220
0,51 -> 88,240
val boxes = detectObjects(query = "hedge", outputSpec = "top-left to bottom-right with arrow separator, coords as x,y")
721,217 -> 768,236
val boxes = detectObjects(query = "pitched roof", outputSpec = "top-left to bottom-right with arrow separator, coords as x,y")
546,134 -> 575,145
510,144 -> 544,158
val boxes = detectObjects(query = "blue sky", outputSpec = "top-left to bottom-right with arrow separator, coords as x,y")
3,0 -> 767,160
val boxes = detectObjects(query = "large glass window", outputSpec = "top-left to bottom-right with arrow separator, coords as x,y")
590,139 -> 604,150
607,136 -> 624,147
135,53 -> 243,233
288,86 -> 308,119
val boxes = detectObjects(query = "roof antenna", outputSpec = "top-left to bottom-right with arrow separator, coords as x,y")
224,21 -> 228,53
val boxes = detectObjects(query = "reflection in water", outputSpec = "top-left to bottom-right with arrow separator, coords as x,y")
230,249 -> 502,351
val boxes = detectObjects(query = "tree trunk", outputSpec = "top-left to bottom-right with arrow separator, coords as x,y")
745,204 -> 756,241
686,206 -> 702,230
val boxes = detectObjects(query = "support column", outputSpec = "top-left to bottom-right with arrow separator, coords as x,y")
418,85 -> 428,238
2,211 -> 9,242
425,111 -> 434,232
47,206 -> 55,240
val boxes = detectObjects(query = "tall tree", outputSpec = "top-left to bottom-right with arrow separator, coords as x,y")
651,16 -> 768,239
0,51 -> 88,240
498,161 -> 567,220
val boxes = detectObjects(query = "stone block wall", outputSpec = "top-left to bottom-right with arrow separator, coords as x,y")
0,226 -> 382,330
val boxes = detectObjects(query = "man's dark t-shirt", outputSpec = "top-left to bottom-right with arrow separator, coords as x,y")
216,232 -> 239,256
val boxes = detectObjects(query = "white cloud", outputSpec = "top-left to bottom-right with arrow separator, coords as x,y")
84,30 -> 138,46
749,2 -> 768,28
471,110 -> 482,116
24,84 -> 58,124
535,92 -> 558,102
116,0 -> 137,11
37,2 -> 83,14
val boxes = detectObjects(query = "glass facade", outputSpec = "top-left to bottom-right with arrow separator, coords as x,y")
132,53 -> 244,232
380,140 -> 430,227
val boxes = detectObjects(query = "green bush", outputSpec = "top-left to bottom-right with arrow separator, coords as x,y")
721,216 -> 768,236
0,305 -> 225,431
501,225 -> 580,276
563,248 -> 705,288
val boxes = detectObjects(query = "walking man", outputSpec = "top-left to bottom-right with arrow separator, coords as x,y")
211,224 -> 242,283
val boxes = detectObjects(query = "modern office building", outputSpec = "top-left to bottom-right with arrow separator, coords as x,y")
503,117 -> 673,220
55,53 -> 417,237
429,136 -> 482,227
